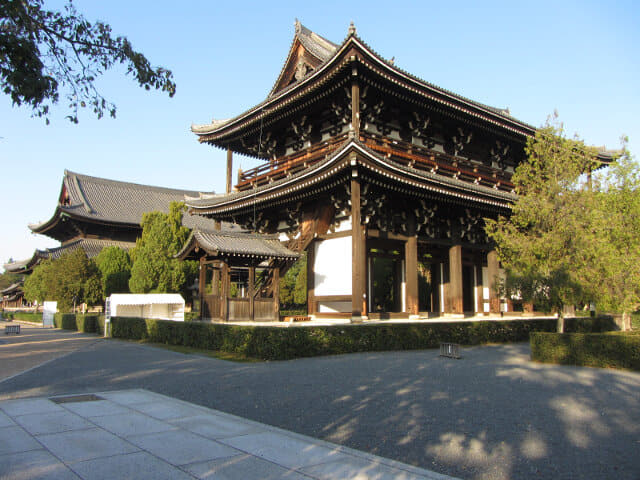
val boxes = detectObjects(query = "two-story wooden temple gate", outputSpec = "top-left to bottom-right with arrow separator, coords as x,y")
185,21 -> 550,321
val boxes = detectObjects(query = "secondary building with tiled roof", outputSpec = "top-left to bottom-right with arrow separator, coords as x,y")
7,170 -> 237,275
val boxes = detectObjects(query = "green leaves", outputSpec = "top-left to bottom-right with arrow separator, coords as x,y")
486,115 -> 640,319
1,0 -> 176,123
128,202 -> 196,298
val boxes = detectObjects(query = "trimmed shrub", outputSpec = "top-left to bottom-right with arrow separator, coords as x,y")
109,317 -> 561,360
564,315 -> 618,333
54,313 -> 77,330
75,314 -> 99,333
531,332 -> 640,371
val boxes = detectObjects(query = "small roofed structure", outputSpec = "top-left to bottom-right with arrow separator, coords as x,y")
177,230 -> 299,322
108,294 -> 185,321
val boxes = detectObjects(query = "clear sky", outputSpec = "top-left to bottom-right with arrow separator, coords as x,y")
1,0 -> 639,271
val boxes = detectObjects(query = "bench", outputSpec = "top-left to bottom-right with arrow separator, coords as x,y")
440,342 -> 460,359
5,325 -> 20,335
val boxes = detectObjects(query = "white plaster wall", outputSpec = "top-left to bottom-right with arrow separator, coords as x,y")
314,236 -> 352,296
318,301 -> 351,313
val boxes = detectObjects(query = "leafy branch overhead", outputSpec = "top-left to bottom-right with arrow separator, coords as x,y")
1,0 -> 176,123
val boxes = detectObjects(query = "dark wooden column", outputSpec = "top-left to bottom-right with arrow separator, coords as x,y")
273,265 -> 280,320
226,148 -> 233,194
448,245 -> 463,314
199,257 -> 206,317
221,261 -> 229,321
405,219 -> 419,316
248,266 -> 255,321
475,263 -> 484,314
307,241 -> 316,315
351,75 -> 360,137
351,171 -> 366,320
487,249 -> 500,314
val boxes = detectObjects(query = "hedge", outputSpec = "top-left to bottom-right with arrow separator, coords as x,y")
0,311 -> 43,323
51,313 -> 104,334
530,332 -> 640,371
108,317 -> 566,360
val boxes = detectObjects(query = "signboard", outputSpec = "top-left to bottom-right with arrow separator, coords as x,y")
42,302 -> 57,327
104,298 -> 111,337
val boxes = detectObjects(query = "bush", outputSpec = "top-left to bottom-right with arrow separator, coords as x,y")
108,317 -> 564,360
75,314 -> 100,333
1,311 -> 43,323
54,313 -> 77,330
531,332 -> 640,371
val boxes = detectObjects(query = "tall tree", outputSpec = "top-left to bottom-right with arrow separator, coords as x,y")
23,249 -> 102,311
1,0 -> 175,123
95,246 -> 131,298
129,202 -> 197,298
485,117 -> 600,332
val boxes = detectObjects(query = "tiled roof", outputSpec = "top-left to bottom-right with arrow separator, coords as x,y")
30,170 -> 236,234
1,283 -> 23,295
45,238 -> 136,260
186,139 -> 516,213
192,23 -> 534,139
177,230 -> 299,261
3,238 -> 136,273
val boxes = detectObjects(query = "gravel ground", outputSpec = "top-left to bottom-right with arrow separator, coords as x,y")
0,330 -> 638,480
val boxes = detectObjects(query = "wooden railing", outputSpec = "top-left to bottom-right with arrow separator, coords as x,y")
236,134 -> 349,190
235,132 -> 514,192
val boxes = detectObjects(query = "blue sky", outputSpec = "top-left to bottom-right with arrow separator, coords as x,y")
1,0 -> 639,271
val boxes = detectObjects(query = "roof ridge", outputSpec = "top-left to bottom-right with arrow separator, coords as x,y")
64,169 -> 214,197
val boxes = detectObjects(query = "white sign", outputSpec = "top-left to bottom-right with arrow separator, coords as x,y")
42,301 -> 57,327
104,298 -> 111,337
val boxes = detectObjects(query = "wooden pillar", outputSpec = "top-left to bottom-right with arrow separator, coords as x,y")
487,250 -> 500,314
351,172 -> 366,320
307,241 -> 316,315
199,257 -> 206,317
351,75 -> 360,138
448,245 -> 463,314
405,220 -> 419,316
475,263 -> 484,314
273,265 -> 280,320
221,261 -> 229,321
226,148 -> 233,194
248,266 -> 255,321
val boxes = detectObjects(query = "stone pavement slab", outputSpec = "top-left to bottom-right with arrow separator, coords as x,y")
0,389 -> 456,479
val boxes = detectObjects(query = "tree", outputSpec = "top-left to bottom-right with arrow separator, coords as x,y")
129,202 -> 197,298
1,0 -> 175,123
279,253 -> 307,308
584,145 -> 640,328
23,249 -> 102,311
95,246 -> 131,298
0,270 -> 21,290
485,117 -> 601,332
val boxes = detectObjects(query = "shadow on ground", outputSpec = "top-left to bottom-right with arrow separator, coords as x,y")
0,336 -> 638,480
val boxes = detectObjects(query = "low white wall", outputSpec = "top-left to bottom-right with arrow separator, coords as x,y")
314,236 -> 352,296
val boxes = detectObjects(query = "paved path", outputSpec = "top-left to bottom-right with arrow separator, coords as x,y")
0,324 -> 100,382
0,388 -> 451,479
0,327 -> 639,479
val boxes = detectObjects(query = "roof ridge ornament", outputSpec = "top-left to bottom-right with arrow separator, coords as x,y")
348,21 -> 356,36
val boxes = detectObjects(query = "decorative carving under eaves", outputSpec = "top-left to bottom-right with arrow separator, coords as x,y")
452,127 -> 473,156
330,182 -> 351,217
241,132 -> 277,159
490,141 -> 511,170
414,200 -> 437,235
284,202 -> 303,233
290,115 -> 313,151
329,87 -> 351,136
232,211 -> 272,234
458,209 -> 487,244
408,112 -> 436,148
